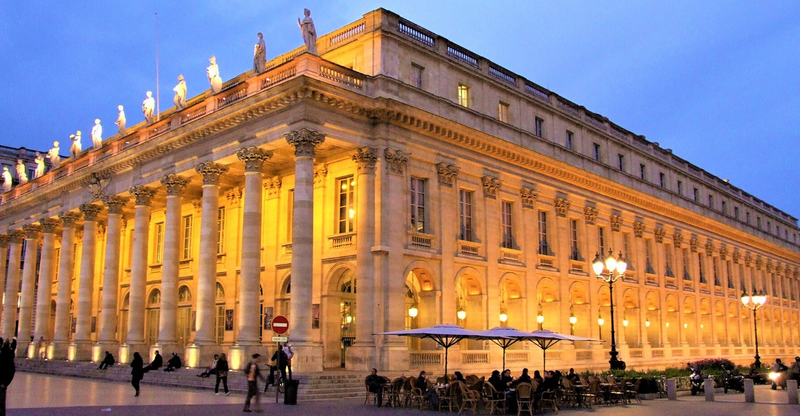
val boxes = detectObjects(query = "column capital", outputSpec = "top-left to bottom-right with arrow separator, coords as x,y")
313,164 -> 328,187
195,162 -> 228,185
264,176 -> 282,199
23,224 -> 42,239
383,148 -> 409,175
520,187 -> 538,209
554,197 -> 570,218
654,227 -> 665,243
436,162 -> 459,188
673,231 -> 683,247
584,206 -> 598,225
8,229 -> 27,243
690,236 -> 699,252
160,174 -> 190,196
732,248 -> 740,264
285,128 -> 325,157
352,147 -> 378,172
79,203 -> 103,221
40,218 -> 61,233
236,146 -> 273,172
103,195 -> 130,214
0,234 -> 8,247
481,176 -> 502,199
633,220 -> 646,238
60,211 -> 82,228
610,214 -> 623,232
705,239 -> 715,257
129,185 -> 156,206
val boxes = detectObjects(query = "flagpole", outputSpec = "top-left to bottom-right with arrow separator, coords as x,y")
155,12 -> 160,120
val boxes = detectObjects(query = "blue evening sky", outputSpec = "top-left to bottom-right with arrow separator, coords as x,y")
1,1 -> 798,218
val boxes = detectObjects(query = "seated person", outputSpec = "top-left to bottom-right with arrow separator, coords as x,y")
534,371 -> 559,408
98,351 -> 115,370
164,352 -> 182,371
565,368 -> 579,384
197,354 -> 219,377
365,368 -> 387,407
533,370 -> 544,384
453,371 -> 467,384
417,371 -> 439,409
512,368 -> 532,387
501,369 -> 514,388
145,350 -> 162,372
488,370 -> 506,395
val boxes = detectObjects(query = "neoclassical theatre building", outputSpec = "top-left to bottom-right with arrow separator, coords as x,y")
1,9 -> 798,373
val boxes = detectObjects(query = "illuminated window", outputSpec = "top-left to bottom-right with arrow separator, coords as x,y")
645,239 -> 655,274
498,102 -> 509,122
336,176 -> 355,234
154,222 -> 164,263
598,227 -> 606,257
410,178 -> 427,233
217,207 -> 226,254
181,215 -> 192,260
457,84 -> 470,107
569,219 -> 579,260
459,190 -> 474,241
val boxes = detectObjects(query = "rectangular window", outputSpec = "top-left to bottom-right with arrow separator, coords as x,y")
739,265 -> 746,292
721,200 -> 726,214
726,261 -> 734,289
569,219 -> 580,260
593,143 -> 600,161
217,207 -> 226,254
683,249 -> 691,280
713,258 -> 720,286
459,190 -> 474,241
535,117 -> 544,137
566,130 -> 574,150
698,253 -> 706,283
623,233 -> 630,260
659,172 -> 665,187
617,154 -> 625,171
502,201 -> 514,249
645,239 -> 655,274
734,206 -> 739,219
677,180 -> 683,195
665,244 -> 674,277
757,216 -> 761,229
181,215 -> 193,260
708,194 -> 714,209
154,222 -> 164,263
640,164 -> 646,180
287,189 -> 294,240
538,211 -> 549,255
693,188 -> 699,202
498,102 -> 509,123
336,176 -> 355,234
410,178 -> 427,233
457,84 -> 470,107
598,227 -> 606,256
746,212 -> 750,224
54,248 -> 61,281
411,63 -> 424,88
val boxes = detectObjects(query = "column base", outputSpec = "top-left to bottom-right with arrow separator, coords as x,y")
48,341 -> 71,360
184,343 -> 223,369
228,344 -> 269,371
151,343 -> 182,364
119,342 -> 148,364
291,342 -> 323,374
26,342 -> 38,359
92,342 -> 119,363
380,344 -> 409,372
345,343 -> 375,372
68,341 -> 94,361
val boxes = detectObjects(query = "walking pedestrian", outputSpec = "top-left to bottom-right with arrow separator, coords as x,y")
243,353 -> 265,412
215,353 -> 230,396
130,352 -> 144,397
0,341 -> 16,416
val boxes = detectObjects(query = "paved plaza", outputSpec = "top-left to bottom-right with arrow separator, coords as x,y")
6,373 -> 799,415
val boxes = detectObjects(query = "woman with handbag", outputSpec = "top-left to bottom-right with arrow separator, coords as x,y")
215,353 -> 230,395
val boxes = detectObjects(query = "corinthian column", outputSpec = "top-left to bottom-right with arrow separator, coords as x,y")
18,224 -> 42,357
50,211 -> 81,359
191,162 -> 227,360
2,229 -> 26,342
229,147 -> 271,368
285,129 -> 324,373
71,203 -> 103,360
346,147 -> 377,371
0,235 -> 9,329
95,196 -> 128,356
156,175 -> 189,356
34,218 -> 60,351
123,185 -> 155,360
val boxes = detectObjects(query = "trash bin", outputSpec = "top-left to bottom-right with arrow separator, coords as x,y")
284,379 -> 299,405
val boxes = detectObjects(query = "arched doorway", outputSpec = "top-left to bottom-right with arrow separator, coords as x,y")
644,292 -> 661,347
682,297 -> 696,346
338,272 -> 356,368
146,289 -> 161,346
568,282 -> 589,348
404,266 -> 436,351
215,283 -> 225,345
665,294 -> 679,346
455,272 -> 484,350
500,274 -> 525,331
177,286 -> 192,348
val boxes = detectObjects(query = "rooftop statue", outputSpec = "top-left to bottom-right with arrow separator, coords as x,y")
47,141 -> 61,169
91,119 -> 103,149
70,131 -> 82,159
116,105 -> 127,136
254,32 -> 266,74
34,152 -> 45,178
16,159 -> 28,186
173,74 -> 187,110
1,167 -> 11,193
297,8 -> 318,55
143,91 -> 156,124
207,56 -> 222,94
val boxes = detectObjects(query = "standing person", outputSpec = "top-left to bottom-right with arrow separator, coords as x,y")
253,32 -> 266,74
0,341 -> 16,415
790,357 -> 800,383
145,350 -> 162,372
215,353 -> 230,396
243,354 -> 265,413
37,337 -> 46,359
130,352 -> 144,397
284,344 -> 294,380
269,344 -> 288,385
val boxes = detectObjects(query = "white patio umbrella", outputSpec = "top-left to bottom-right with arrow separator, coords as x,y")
526,329 -> 600,371
380,324 -> 481,380
472,327 -> 529,371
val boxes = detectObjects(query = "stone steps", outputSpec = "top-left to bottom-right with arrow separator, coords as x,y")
16,359 -> 366,401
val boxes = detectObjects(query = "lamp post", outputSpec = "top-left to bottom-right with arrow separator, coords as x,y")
741,290 -> 767,369
593,249 -> 627,370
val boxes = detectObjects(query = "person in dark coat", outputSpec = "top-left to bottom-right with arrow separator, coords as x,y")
215,353 -> 230,395
365,368 -> 387,407
533,370 -> 543,384
0,341 -> 16,415
8,339 -> 15,355
267,344 -> 288,390
513,368 -> 532,387
145,350 -> 162,372
164,352 -> 182,371
130,352 -> 144,397
488,370 -> 506,395
98,351 -> 115,370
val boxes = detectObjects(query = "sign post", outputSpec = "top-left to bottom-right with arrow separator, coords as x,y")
270,315 -> 290,403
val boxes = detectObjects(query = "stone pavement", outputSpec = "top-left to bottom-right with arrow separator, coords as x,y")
6,373 -> 799,415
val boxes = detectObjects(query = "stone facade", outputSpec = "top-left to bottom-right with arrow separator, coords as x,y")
0,9 -> 798,374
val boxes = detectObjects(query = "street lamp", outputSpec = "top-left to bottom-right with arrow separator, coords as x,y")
741,289 -> 767,369
593,249 -> 627,370
408,303 -> 418,318
569,314 -> 577,335
537,312 -> 544,330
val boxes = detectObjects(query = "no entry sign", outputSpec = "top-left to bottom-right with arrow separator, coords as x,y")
271,315 -> 289,335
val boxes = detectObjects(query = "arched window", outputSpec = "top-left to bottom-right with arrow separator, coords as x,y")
178,286 -> 192,303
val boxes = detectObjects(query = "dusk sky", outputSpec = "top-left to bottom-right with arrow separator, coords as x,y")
2,1 -> 798,218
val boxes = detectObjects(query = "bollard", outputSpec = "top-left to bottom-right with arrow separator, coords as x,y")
667,378 -> 677,401
744,378 -> 755,403
788,380 -> 798,404
704,378 -> 715,401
